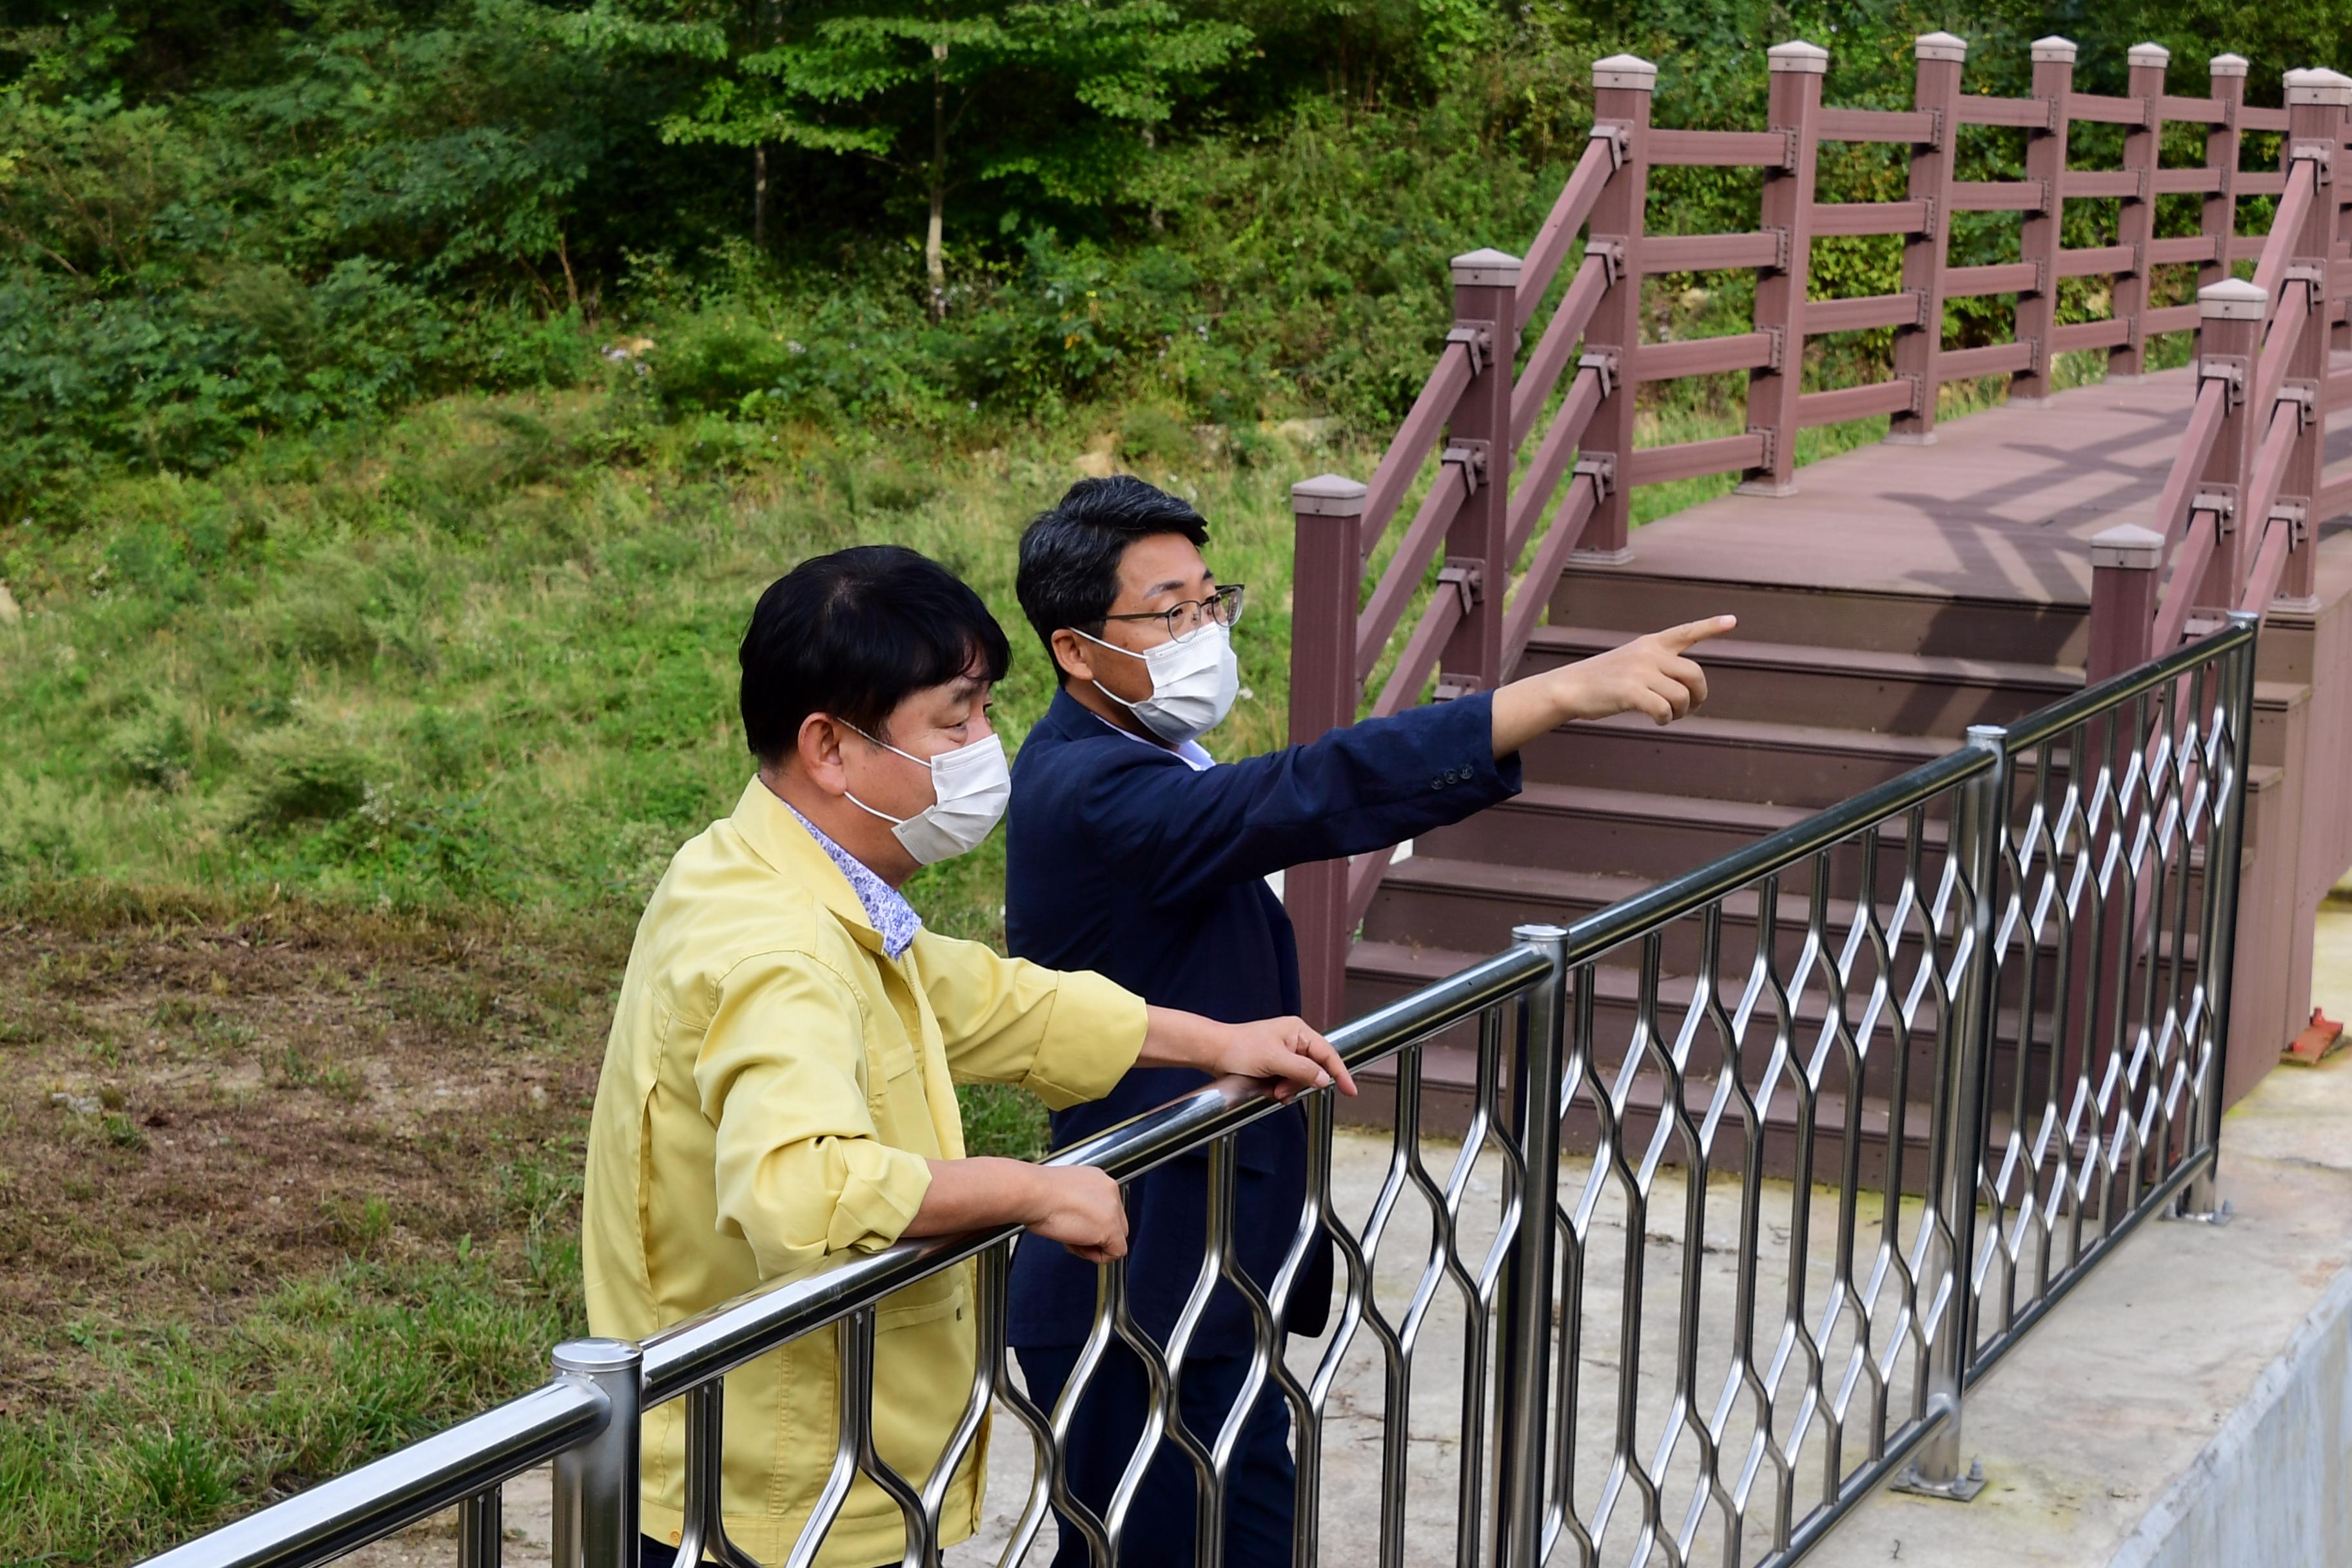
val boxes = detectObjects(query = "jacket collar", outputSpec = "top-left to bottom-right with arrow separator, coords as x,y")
1040,685 -> 1184,759
729,778 -> 892,956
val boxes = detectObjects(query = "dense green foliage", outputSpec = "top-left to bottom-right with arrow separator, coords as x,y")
3,0 -> 2331,516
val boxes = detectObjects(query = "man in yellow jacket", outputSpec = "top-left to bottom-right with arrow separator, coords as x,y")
583,544 -> 1354,1568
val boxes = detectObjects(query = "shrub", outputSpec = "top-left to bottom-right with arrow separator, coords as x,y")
237,729 -> 372,830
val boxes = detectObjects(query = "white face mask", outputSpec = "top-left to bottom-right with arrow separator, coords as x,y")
1073,622 -> 1240,745
842,728 -> 1010,865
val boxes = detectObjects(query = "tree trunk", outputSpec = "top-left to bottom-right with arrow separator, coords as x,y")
753,0 -> 778,250
926,41 -> 948,320
1142,125 -> 1164,233
754,144 -> 769,249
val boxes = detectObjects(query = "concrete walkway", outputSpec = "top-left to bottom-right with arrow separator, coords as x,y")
354,908 -> 2352,1568
1804,903 -> 2352,1568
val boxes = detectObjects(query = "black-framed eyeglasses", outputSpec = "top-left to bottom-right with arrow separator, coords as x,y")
1099,583 -> 1247,642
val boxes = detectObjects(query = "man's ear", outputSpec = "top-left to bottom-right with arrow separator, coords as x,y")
794,713 -> 852,796
1049,629 -> 1095,687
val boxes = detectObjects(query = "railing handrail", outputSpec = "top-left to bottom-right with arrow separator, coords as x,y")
137,1380 -> 611,1568
2121,71 -> 2349,668
638,942 -> 1551,1402
133,615 -> 2262,1568
1302,38 -> 2313,1001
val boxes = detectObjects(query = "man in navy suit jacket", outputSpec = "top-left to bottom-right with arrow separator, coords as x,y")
1003,476 -> 1729,1565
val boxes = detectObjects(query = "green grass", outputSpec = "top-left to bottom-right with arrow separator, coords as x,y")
0,389 -> 1344,952
0,1253 -> 580,1563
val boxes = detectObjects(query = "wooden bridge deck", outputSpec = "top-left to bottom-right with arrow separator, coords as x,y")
1344,366 -> 2352,1148
1608,362 -> 2352,612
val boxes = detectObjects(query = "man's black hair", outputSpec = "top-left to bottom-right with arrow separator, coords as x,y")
1015,476 -> 1211,685
740,545 -> 1011,765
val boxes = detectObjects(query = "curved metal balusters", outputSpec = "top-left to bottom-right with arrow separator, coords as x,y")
134,624 -> 2258,1568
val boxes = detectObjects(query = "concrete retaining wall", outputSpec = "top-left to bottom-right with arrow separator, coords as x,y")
2109,1266 -> 2352,1568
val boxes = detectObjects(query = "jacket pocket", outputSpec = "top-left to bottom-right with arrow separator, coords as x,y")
872,1259 -> 968,1331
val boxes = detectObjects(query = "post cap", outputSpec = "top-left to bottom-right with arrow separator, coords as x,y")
1291,473 -> 1368,516
2199,277 -> 2267,320
1451,248 -> 1522,288
2128,43 -> 2171,69
1914,30 -> 1968,63
2091,524 -> 2166,571
552,1338 -> 642,1375
2284,67 -> 2352,106
2031,35 -> 2079,64
2210,53 -> 2250,79
1767,40 -> 1829,74
1592,54 -> 1658,91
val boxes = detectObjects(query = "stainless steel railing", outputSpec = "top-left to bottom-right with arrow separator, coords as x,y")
134,615 -> 2258,1568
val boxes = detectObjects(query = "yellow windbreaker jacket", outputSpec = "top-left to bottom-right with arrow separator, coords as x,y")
582,779 -> 1146,1565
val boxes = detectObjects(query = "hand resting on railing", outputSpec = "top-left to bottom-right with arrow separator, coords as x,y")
900,1004 -> 1358,1265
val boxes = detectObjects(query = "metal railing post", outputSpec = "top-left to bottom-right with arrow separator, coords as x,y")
1495,923 -> 1569,1568
2112,44 -> 2170,380
1740,40 -> 1826,496
2202,56 -> 2249,295
2013,37 -> 2075,405
1578,54 -> 1654,563
552,1340 -> 642,1568
458,1491 -> 502,1568
1894,725 -> 2004,1501
1438,248 -> 1519,698
2192,279 -> 2262,616
2274,68 -> 2348,610
1890,31 -> 1966,445
1286,473 -> 1369,1029
2179,612 -> 2260,1218
2087,525 -> 2163,680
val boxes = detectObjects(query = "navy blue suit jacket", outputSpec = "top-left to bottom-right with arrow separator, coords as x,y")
1003,687 -> 1522,1351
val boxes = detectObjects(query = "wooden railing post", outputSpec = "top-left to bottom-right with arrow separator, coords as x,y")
2192,279 -> 2262,616
2275,68 -> 2349,610
1438,248 -> 1519,696
2088,524 -> 2163,680
1891,30 -> 1966,445
2112,44 -> 2169,380
2014,35 -> 2076,404
1740,40 -> 1827,496
2201,55 -> 2248,295
1286,472 -> 1367,1028
1578,53 -> 1655,563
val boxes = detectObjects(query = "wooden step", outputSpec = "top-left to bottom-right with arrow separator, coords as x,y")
1520,712 -> 1952,809
1521,626 -> 2080,738
1415,781 -> 1816,883
1341,1050 -> 1941,1192
1362,858 -> 2199,1010
1414,780 -> 1949,893
1548,568 -> 2090,663
1345,939 -> 2018,1111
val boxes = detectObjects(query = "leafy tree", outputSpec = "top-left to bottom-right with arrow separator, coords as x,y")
566,0 -> 1248,315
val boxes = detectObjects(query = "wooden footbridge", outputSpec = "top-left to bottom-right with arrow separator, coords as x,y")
1281,34 -> 2352,1163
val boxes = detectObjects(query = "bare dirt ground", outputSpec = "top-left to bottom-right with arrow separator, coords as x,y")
0,896 -> 622,1540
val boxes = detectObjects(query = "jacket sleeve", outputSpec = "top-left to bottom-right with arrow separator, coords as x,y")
693,950 -> 934,1279
1070,692 -> 1522,909
912,930 -> 1146,1109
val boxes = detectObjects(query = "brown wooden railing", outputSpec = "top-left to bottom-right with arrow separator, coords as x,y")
2088,68 -> 2352,683
1284,34 -> 2340,1028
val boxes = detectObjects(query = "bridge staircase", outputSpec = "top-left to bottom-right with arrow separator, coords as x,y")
1283,35 -> 2352,1182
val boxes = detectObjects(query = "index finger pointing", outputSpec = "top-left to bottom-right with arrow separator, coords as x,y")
1657,614 -> 1738,652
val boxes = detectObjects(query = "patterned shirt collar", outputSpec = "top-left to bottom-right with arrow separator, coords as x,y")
785,804 -> 923,960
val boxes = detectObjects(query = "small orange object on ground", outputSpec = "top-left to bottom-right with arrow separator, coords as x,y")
2281,1008 -> 2346,1068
